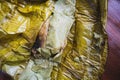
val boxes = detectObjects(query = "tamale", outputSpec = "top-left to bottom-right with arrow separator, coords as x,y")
0,0 -> 108,80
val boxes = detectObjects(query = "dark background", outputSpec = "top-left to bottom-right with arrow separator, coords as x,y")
102,0 -> 120,80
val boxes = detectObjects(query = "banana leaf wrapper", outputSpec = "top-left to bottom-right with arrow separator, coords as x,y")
18,0 -> 76,80
51,0 -> 108,80
0,0 -> 54,78
0,0 -> 108,80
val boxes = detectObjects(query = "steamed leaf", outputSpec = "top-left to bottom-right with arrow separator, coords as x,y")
51,0 -> 108,80
0,0 -> 108,80
19,0 -> 76,80
1,0 -> 54,78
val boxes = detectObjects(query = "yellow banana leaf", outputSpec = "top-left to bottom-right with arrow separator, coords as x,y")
0,0 -> 54,77
0,0 -> 107,80
51,0 -> 108,80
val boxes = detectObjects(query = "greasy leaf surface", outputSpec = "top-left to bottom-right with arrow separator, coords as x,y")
0,0 -> 54,77
0,0 -> 108,80
51,0 -> 108,80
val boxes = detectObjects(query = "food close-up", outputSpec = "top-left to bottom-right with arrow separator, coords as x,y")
0,0 -> 110,80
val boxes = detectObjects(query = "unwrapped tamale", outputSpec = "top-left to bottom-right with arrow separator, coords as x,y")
0,0 -> 108,80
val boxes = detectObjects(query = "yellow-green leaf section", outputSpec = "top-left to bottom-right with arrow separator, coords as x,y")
51,0 -> 108,80
0,0 -> 54,64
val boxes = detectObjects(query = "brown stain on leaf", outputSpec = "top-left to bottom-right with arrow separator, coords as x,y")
31,17 -> 50,57
38,18 -> 50,48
